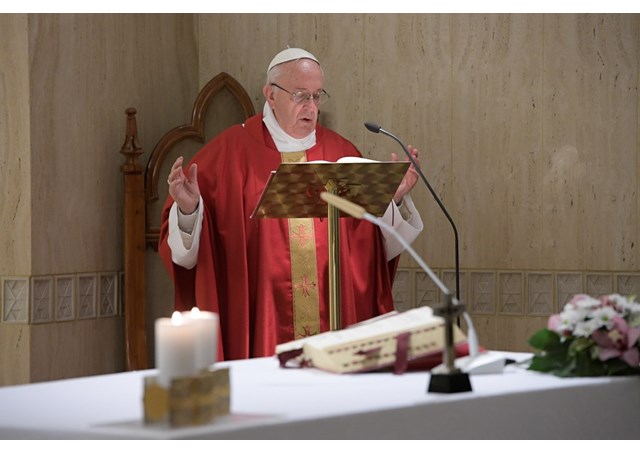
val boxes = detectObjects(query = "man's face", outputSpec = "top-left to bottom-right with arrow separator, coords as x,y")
264,59 -> 324,139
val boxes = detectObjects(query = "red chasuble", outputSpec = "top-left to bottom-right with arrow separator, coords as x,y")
158,114 -> 398,361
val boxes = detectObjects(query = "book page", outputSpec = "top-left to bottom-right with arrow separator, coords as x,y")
275,307 -> 436,353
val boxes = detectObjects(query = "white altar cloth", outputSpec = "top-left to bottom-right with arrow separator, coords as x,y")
0,353 -> 638,439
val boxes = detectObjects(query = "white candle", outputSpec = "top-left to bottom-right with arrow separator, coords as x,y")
155,311 -> 198,388
183,307 -> 219,371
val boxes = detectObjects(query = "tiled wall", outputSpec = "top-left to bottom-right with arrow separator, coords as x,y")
1,272 -> 122,325
393,267 -> 640,351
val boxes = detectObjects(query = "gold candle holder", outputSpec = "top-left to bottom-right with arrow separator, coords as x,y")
143,367 -> 230,427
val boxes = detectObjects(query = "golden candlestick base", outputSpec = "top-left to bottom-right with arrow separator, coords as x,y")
143,368 -> 230,427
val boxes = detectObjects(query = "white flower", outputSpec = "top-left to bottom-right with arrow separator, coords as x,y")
570,295 -> 601,311
556,309 -> 582,332
611,294 -> 640,315
590,306 -> 618,330
573,318 -> 600,337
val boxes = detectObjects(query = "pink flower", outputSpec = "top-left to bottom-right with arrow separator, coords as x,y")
548,314 -> 562,331
591,316 -> 640,367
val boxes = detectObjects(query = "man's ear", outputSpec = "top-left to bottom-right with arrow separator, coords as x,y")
263,85 -> 275,107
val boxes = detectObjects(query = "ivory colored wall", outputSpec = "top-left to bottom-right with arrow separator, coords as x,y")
197,13 -> 639,351
1,13 -> 638,386
0,13 -> 199,386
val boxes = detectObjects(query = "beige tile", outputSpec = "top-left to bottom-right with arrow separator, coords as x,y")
77,273 -> 97,319
498,272 -> 523,315
416,270 -> 440,309
2,277 -> 29,324
392,269 -> 412,312
526,272 -> 553,316
586,272 -> 613,297
616,273 -> 640,297
31,276 -> 53,324
55,275 -> 75,321
469,271 -> 496,314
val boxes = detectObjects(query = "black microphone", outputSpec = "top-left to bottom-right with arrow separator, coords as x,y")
365,121 -> 461,305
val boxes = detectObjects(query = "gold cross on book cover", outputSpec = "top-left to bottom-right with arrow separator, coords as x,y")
250,157 -> 410,219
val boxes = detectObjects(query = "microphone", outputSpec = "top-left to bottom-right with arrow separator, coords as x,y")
364,121 -> 461,306
319,191 -> 479,362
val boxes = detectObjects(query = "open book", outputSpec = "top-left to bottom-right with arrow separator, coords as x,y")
250,156 -> 410,219
307,156 -> 380,164
275,306 -> 467,374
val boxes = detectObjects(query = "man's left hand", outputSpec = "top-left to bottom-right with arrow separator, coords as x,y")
392,145 -> 420,204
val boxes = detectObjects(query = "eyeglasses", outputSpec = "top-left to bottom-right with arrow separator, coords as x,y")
270,83 -> 330,106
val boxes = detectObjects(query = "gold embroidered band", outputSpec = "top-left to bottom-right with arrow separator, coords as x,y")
282,151 -> 321,339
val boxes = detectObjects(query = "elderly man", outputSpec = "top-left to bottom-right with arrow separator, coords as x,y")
159,48 -> 423,361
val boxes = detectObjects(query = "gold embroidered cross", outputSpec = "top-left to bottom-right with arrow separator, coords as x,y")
294,275 -> 317,298
291,223 -> 313,248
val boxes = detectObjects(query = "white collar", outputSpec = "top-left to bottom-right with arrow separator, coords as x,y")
262,102 -> 316,152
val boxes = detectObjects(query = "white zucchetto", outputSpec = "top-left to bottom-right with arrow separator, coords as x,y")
267,48 -> 320,74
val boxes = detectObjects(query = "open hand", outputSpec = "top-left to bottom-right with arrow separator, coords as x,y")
167,156 -> 200,215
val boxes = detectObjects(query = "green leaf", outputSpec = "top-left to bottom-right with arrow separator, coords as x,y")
529,355 -> 559,372
574,350 -> 604,376
603,358 -> 634,376
568,337 -> 594,355
529,329 -> 561,351
553,359 -> 577,377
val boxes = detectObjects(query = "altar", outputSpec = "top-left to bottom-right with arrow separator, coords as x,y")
0,352 -> 638,439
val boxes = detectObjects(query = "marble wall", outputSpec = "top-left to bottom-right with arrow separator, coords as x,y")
0,13 -> 200,385
198,13 -> 640,354
1,13 -> 638,386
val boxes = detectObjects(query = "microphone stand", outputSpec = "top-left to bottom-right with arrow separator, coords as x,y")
319,191 -> 473,394
364,122 -> 461,308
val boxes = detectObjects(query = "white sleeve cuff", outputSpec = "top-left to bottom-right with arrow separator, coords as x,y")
167,196 -> 204,269
379,194 -> 424,260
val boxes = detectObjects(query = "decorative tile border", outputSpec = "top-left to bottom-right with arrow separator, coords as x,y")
556,273 -> 582,308
527,272 -> 553,316
2,277 -> 29,323
2,269 -> 639,326
31,276 -> 53,324
416,270 -> 439,309
586,273 -> 613,298
77,274 -> 97,319
616,273 -> 640,297
119,271 -> 125,317
498,272 -> 523,315
1,271 -> 121,325
55,275 -> 75,322
98,273 -> 118,318
442,270 -> 467,305
469,272 -> 496,314
393,269 -> 640,315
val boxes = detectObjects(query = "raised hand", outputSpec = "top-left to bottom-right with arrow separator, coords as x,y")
167,156 -> 200,215
391,145 -> 420,204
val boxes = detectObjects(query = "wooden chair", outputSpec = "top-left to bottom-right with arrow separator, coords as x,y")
119,72 -> 256,371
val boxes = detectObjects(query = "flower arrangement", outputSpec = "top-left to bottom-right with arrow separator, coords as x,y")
528,293 -> 640,377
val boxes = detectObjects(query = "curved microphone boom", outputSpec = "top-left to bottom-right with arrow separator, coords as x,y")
319,191 -> 479,360
365,121 -> 461,305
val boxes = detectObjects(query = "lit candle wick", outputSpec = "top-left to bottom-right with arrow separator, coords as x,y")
171,311 -> 183,325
